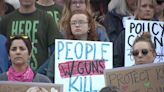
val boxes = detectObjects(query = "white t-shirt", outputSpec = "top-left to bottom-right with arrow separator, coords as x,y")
5,0 -> 20,9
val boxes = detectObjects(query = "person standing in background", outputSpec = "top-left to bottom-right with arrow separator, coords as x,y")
36,0 -> 63,25
104,0 -> 137,43
35,0 -> 64,79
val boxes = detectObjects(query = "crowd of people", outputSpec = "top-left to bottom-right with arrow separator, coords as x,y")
0,0 -> 163,91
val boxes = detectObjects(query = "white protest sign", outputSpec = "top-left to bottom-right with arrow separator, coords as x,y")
125,20 -> 164,66
55,39 -> 113,92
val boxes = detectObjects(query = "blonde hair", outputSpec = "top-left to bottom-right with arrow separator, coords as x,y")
59,0 -> 92,32
137,0 -> 157,8
108,0 -> 134,15
26,87 -> 48,92
136,0 -> 157,18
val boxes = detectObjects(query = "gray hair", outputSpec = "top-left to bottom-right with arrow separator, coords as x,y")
108,0 -> 132,15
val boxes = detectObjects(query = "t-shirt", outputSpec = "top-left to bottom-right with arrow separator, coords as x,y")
35,3 -> 63,25
0,9 -> 62,71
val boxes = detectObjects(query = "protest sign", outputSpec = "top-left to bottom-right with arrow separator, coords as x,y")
0,81 -> 63,92
104,62 -> 164,92
55,39 -> 113,92
125,20 -> 164,66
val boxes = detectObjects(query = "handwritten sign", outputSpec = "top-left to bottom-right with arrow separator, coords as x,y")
55,39 -> 113,92
0,81 -> 63,92
104,62 -> 164,92
125,20 -> 164,66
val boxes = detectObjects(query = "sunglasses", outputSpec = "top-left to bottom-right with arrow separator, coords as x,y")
131,49 -> 152,57
10,35 -> 29,40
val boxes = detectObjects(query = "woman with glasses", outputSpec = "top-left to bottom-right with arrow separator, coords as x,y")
0,35 -> 51,83
66,10 -> 97,40
46,0 -> 109,82
59,0 -> 109,41
131,32 -> 156,65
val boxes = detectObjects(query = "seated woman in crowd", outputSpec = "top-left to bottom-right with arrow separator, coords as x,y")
114,0 -> 158,67
46,0 -> 109,83
131,32 -> 156,65
0,35 -> 51,83
47,10 -> 109,82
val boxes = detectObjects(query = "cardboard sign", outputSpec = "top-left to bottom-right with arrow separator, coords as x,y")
55,39 -> 113,92
125,20 -> 164,66
104,62 -> 164,92
0,81 -> 63,92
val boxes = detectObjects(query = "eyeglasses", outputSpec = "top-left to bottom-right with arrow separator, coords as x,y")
131,49 -> 153,57
10,35 -> 29,40
70,20 -> 88,26
71,1 -> 85,5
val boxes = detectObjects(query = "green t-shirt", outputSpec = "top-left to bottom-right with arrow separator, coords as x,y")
35,3 -> 63,25
0,9 -> 62,70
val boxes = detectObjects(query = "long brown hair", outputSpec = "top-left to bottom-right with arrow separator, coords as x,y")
66,10 -> 97,41
59,0 -> 92,32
